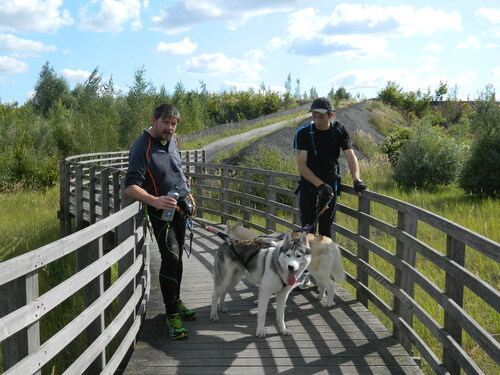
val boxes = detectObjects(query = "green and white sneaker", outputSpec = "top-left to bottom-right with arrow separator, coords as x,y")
177,299 -> 198,321
166,313 -> 188,340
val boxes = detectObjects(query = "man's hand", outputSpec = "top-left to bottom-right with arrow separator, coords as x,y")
317,183 -> 334,214
318,183 -> 334,198
177,198 -> 193,217
353,179 -> 368,196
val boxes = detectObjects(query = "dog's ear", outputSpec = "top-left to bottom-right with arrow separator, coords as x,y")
283,232 -> 292,243
299,231 -> 309,246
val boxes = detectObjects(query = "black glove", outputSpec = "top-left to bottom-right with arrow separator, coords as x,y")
318,183 -> 334,197
353,179 -> 368,193
177,198 -> 193,217
317,183 -> 334,213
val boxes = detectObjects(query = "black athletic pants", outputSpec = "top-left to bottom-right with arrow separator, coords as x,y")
298,180 -> 338,238
148,208 -> 186,316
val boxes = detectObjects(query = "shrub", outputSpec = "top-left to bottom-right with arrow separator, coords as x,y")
460,87 -> 500,197
393,119 -> 465,188
379,126 -> 411,166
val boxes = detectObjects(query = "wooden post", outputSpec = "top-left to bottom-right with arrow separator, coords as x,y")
266,175 -> 276,232
221,167 -> 229,225
58,160 -> 72,237
82,236 -> 106,373
116,175 -> 137,365
443,235 -> 466,375
394,210 -> 418,355
89,166 -> 96,225
0,273 -> 40,374
356,195 -> 370,307
101,169 -> 113,290
242,170 -> 250,224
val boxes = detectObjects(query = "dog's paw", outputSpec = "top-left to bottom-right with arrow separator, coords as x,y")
322,300 -> 334,308
218,304 -> 227,313
210,313 -> 219,321
256,328 -> 267,338
280,327 -> 292,336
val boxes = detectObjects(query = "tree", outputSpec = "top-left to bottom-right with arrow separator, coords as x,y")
309,86 -> 318,99
460,85 -> 500,197
120,66 -> 156,147
31,62 -> 71,116
377,81 -> 403,107
434,80 -> 448,101
294,79 -> 301,99
71,67 -> 120,153
334,86 -> 351,100
284,73 -> 292,95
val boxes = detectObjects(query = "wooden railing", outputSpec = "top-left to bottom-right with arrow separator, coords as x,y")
1,151 -> 498,375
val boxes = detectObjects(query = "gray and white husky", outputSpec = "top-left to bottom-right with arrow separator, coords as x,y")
210,231 -> 311,338
225,221 -> 346,308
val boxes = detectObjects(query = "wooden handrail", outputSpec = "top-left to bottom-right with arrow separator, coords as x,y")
1,150 -> 498,375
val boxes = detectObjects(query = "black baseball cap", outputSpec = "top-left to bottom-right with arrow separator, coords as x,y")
309,97 -> 334,113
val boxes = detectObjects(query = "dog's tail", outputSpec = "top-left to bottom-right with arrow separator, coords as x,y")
331,244 -> 346,283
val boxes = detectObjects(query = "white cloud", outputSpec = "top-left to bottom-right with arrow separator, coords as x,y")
0,34 -> 56,53
424,42 -> 443,52
457,36 -> 481,49
417,56 -> 439,72
79,0 -> 142,32
156,37 -> 197,55
266,37 -> 286,51
475,8 -> 500,24
181,51 -> 263,82
60,68 -> 92,84
151,0 -> 297,34
325,4 -> 461,37
0,55 -> 28,74
0,0 -> 73,33
453,72 -> 477,89
329,68 -> 421,94
282,5 -> 459,61
491,66 -> 500,81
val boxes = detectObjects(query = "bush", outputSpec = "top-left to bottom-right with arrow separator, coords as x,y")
393,120 -> 465,188
379,126 -> 411,166
460,87 -> 500,197
460,135 -> 500,197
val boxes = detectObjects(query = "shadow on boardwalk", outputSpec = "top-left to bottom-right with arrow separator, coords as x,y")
121,224 -> 422,375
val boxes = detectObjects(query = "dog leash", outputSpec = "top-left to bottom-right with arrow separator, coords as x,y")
189,216 -> 233,243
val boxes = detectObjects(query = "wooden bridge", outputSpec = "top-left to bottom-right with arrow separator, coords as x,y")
121,224 -> 423,374
1,150 -> 498,375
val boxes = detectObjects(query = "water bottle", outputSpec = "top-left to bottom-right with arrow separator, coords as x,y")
161,187 -> 180,221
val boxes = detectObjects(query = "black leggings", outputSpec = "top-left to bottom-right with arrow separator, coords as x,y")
298,181 -> 338,238
148,208 -> 186,316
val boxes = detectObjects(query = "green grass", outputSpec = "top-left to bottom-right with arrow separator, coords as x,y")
336,156 -> 499,375
0,186 -> 60,261
0,187 -> 121,374
366,100 -> 407,136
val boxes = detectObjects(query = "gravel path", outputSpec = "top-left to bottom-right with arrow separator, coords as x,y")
201,100 -> 385,175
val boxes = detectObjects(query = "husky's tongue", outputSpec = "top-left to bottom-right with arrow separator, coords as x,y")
287,271 -> 297,286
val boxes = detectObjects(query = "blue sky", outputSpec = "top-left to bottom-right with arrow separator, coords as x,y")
1,0 -> 499,105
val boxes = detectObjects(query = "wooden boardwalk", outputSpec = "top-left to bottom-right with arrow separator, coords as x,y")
121,223 -> 423,375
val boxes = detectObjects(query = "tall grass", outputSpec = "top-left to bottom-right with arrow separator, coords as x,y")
0,186 -> 60,261
0,186 -> 121,374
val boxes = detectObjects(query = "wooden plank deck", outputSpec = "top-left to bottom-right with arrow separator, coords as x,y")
121,223 -> 423,375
